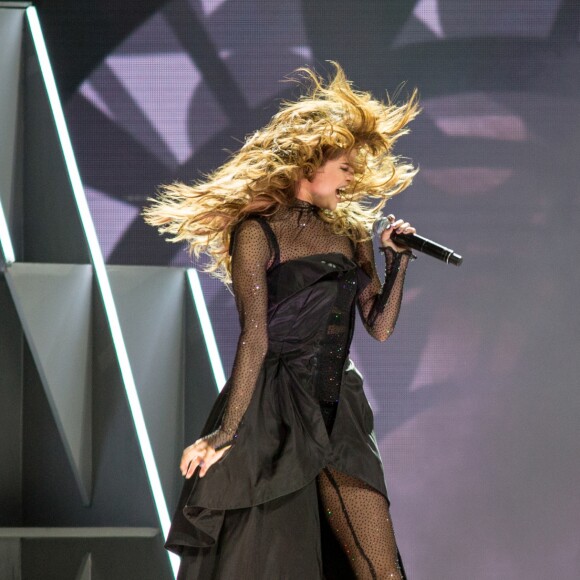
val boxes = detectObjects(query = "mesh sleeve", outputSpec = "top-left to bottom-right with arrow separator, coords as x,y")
201,219 -> 271,450
355,240 -> 414,342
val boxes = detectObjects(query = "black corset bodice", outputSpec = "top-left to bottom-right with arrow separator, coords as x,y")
266,253 -> 361,405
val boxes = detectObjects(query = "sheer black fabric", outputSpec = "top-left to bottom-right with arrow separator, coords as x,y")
168,200 -> 412,579
318,467 -> 406,579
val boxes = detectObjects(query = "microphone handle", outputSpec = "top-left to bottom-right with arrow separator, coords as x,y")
390,232 -> 463,266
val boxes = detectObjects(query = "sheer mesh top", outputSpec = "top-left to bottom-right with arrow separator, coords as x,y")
203,200 -> 413,450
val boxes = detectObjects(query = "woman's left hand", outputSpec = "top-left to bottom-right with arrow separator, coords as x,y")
380,214 -> 416,253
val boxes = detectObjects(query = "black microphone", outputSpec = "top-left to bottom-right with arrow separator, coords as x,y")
373,219 -> 463,266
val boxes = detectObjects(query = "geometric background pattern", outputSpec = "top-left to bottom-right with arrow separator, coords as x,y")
0,6 -> 217,578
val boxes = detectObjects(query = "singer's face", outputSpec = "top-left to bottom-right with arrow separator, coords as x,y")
295,152 -> 355,211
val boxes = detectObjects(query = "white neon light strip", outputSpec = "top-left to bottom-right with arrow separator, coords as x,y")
26,8 -> 179,577
187,268 -> 226,391
0,199 -> 15,265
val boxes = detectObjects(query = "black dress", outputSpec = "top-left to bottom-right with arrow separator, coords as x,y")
166,200 -> 412,579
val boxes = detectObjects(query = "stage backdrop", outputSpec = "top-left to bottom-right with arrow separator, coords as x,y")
43,1 -> 580,578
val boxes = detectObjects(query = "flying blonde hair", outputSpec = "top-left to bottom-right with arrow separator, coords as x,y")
143,62 -> 420,283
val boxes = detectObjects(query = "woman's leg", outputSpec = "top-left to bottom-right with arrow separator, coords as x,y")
317,467 -> 404,579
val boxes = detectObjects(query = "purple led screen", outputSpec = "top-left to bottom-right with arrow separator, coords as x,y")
64,1 -> 580,578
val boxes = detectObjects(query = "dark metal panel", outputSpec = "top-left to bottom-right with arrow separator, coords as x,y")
0,538 -> 20,580
0,274 -> 23,526
21,19 -> 90,264
20,535 -> 171,580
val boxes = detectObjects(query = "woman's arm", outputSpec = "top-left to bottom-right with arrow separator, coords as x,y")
356,217 -> 415,342
181,219 -> 270,478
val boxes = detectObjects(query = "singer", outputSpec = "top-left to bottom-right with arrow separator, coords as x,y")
144,62 -> 419,580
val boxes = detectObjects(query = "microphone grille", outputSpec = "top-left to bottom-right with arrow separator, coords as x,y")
372,217 -> 391,237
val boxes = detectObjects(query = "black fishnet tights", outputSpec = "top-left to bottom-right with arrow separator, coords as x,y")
317,467 -> 404,579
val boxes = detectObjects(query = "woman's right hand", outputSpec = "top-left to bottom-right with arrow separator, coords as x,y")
379,214 -> 416,253
180,437 -> 231,479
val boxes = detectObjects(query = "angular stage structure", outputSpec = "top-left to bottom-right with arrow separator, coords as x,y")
0,5 -> 221,578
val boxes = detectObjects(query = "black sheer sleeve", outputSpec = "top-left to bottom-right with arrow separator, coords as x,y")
201,219 -> 271,450
355,239 -> 414,342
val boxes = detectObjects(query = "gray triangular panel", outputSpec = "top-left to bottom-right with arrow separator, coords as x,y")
391,12 -> 441,49
21,15 -> 91,264
0,8 -> 23,224
107,266 -> 185,510
75,553 -> 92,580
6,262 -> 92,504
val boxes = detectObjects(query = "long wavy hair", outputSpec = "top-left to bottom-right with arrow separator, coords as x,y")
143,62 -> 420,283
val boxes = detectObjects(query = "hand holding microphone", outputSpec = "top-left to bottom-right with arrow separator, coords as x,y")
374,214 -> 463,266
377,215 -> 416,252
